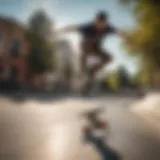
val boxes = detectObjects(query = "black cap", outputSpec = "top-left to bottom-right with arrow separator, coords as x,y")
96,11 -> 108,21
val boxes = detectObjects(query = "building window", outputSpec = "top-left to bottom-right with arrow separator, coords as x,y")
11,40 -> 20,58
9,66 -> 18,81
0,64 -> 4,73
4,66 -> 18,81
0,33 -> 4,54
3,66 -> 10,80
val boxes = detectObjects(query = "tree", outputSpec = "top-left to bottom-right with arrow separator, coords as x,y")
28,10 -> 53,39
118,66 -> 131,89
120,0 -> 160,86
27,10 -> 55,74
105,71 -> 120,91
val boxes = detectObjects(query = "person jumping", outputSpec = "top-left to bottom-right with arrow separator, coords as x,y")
57,11 -> 129,94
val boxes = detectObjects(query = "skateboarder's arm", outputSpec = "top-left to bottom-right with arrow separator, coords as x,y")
115,29 -> 130,41
115,29 -> 128,38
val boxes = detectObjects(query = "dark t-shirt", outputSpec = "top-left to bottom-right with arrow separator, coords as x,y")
78,23 -> 116,48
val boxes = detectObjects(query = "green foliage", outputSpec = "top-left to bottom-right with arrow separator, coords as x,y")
120,0 -> 160,85
27,10 -> 55,74
27,33 -> 54,74
131,70 -> 151,87
103,66 -> 133,91
104,71 -> 120,91
28,10 -> 53,39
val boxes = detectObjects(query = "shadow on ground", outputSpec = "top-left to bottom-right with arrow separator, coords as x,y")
0,88 -> 141,103
0,90 -> 71,102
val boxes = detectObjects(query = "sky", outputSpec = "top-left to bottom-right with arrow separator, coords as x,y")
0,0 -> 137,74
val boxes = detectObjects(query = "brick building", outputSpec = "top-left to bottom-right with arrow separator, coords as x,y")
0,17 -> 29,87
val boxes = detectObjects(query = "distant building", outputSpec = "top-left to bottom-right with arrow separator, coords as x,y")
0,16 -> 82,91
55,39 -> 80,91
0,17 -> 29,87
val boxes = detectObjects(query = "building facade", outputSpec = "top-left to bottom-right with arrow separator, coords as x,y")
0,17 -> 29,86
55,40 -> 83,91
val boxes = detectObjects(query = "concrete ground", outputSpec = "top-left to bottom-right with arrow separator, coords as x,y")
0,95 -> 160,160
131,92 -> 160,132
